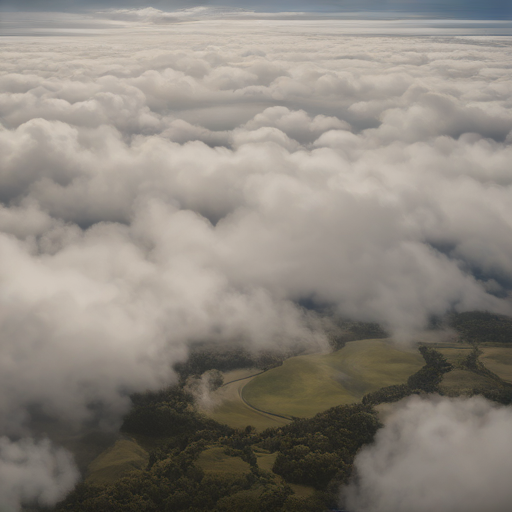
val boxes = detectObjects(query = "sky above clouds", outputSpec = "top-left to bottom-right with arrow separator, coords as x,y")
1,0 -> 511,18
1,9 -> 512,511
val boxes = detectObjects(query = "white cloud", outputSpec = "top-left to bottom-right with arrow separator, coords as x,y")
343,396 -> 512,512
0,436 -> 79,512
0,19 -> 511,498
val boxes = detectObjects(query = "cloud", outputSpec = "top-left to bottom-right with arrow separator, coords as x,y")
0,16 -> 512,501
342,396 -> 512,512
0,436 -> 79,512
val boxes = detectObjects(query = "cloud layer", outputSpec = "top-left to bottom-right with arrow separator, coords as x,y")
0,18 -> 512,504
343,396 -> 512,512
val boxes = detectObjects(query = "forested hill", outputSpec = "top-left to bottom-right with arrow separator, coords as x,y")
56,385 -> 380,512
450,311 -> 512,345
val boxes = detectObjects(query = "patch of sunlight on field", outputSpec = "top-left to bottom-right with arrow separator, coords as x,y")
479,347 -> 512,383
196,446 -> 251,474
242,339 -> 423,418
86,438 -> 148,485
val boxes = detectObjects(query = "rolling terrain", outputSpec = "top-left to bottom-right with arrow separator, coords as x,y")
480,347 -> 512,383
86,439 -> 149,485
207,369 -> 291,430
211,339 -> 423,425
84,337 -> 512,491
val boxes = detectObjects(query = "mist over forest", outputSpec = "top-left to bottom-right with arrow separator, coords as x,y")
1,9 -> 512,511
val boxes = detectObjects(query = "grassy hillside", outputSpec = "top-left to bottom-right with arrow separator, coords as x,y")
196,446 -> 251,475
242,339 -> 423,418
435,345 -> 475,365
86,438 -> 149,485
439,369 -> 500,396
479,347 -> 512,383
209,398 -> 290,431
254,447 -> 315,497
208,369 -> 291,430
254,447 -> 277,472
435,345 -> 512,389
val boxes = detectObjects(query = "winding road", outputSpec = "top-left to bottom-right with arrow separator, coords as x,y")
221,371 -> 294,422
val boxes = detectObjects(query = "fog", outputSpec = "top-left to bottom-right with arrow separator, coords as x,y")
1,12 -> 512,508
343,396 -> 512,512
0,437 -> 79,512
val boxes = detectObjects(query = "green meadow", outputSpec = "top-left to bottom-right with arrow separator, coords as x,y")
479,347 -> 512,383
208,369 -> 291,430
240,339 -> 423,420
208,397 -> 290,431
435,345 -> 512,389
196,446 -> 251,475
86,438 -> 149,485
439,369 -> 499,395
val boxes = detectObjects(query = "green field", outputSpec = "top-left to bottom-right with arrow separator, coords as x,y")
435,345 -> 512,384
242,339 -> 423,419
207,369 -> 291,430
439,369 -> 499,396
479,347 -> 512,383
209,398 -> 290,431
86,438 -> 149,485
196,446 -> 251,475
205,340 -> 512,427
436,345 -> 474,366
253,447 -> 315,497
254,447 -> 278,472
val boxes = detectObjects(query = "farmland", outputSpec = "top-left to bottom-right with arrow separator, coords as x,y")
206,339 -> 423,426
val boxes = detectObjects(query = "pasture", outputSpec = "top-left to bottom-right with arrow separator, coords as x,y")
439,369 -> 499,396
86,438 -> 149,485
196,446 -> 251,475
239,339 -> 423,419
479,347 -> 512,383
207,368 -> 291,430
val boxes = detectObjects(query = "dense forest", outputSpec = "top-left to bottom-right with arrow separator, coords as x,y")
449,311 -> 512,345
56,385 -> 379,511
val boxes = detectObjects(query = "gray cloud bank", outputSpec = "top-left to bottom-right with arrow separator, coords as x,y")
343,396 -> 512,512
0,18 -> 512,505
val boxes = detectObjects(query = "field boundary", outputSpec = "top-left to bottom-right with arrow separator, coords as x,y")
239,381 -> 294,421
221,371 -> 266,387
222,369 -> 295,421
